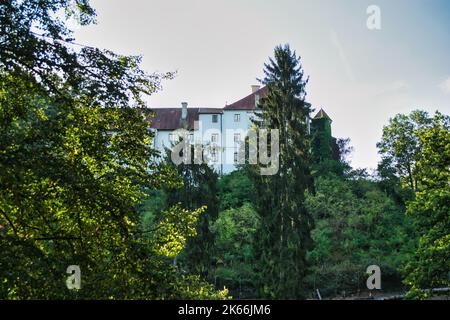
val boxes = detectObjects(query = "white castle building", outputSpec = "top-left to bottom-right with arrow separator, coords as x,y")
148,85 -> 267,174
148,85 -> 316,175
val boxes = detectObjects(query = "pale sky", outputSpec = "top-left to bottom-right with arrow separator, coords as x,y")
74,0 -> 450,170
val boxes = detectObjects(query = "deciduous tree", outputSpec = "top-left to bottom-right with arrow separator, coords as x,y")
403,115 -> 450,299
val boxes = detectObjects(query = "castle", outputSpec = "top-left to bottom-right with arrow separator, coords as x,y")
148,85 -> 332,174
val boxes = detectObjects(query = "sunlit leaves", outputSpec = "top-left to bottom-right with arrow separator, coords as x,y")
403,118 -> 450,299
0,0 -> 224,299
376,110 -> 447,190
152,205 -> 205,258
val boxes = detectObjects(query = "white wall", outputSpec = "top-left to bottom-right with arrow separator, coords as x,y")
152,110 -> 256,175
198,113 -> 223,173
221,110 -> 254,174
153,130 -> 173,152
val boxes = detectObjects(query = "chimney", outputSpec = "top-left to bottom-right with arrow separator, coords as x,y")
251,85 -> 260,93
181,102 -> 188,120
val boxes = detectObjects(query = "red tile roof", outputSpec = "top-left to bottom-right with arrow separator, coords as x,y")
198,108 -> 223,114
147,107 -> 223,130
147,87 -> 268,130
147,108 -> 199,130
224,86 -> 267,110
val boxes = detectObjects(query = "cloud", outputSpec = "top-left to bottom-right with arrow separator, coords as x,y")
438,76 -> 450,94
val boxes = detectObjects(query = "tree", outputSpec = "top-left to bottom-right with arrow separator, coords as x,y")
218,169 -> 255,211
377,110 -> 434,190
1,0 -> 172,108
403,115 -> 450,299
0,0 -> 225,299
210,202 -> 260,298
376,156 -> 414,206
250,44 -> 314,299
162,147 -> 220,279
311,137 -> 352,178
305,174 -> 417,297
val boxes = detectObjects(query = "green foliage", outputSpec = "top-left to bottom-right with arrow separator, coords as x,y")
139,189 -> 168,229
403,116 -> 450,299
376,157 -> 415,206
250,44 -> 314,299
160,151 -> 220,278
0,0 -> 173,108
218,169 -> 255,211
2,1 -> 445,300
210,203 -> 260,298
376,110 -> 445,190
310,115 -> 352,178
312,158 -> 347,178
305,173 -> 417,296
212,203 -> 259,252
151,205 -> 206,258
311,116 -> 333,162
0,0 -> 225,299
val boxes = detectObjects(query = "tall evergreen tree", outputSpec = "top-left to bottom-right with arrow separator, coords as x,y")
163,146 -> 220,279
251,44 -> 314,299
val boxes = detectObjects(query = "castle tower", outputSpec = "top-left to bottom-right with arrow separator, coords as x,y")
311,108 -> 333,162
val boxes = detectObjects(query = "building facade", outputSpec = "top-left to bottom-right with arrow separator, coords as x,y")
148,86 -> 324,175
148,85 -> 266,174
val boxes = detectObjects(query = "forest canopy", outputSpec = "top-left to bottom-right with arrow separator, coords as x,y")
1,0 -> 448,300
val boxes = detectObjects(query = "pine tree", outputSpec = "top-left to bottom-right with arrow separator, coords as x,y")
163,146 -> 219,279
251,44 -> 314,299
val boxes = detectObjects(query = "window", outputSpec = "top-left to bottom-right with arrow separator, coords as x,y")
234,152 -> 238,163
212,114 -> 218,123
234,114 -> 240,122
168,133 -> 174,142
189,133 -> 194,143
211,149 -> 218,162
211,133 -> 219,143
234,133 -> 241,143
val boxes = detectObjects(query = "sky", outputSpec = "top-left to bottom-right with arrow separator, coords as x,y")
73,0 -> 450,170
